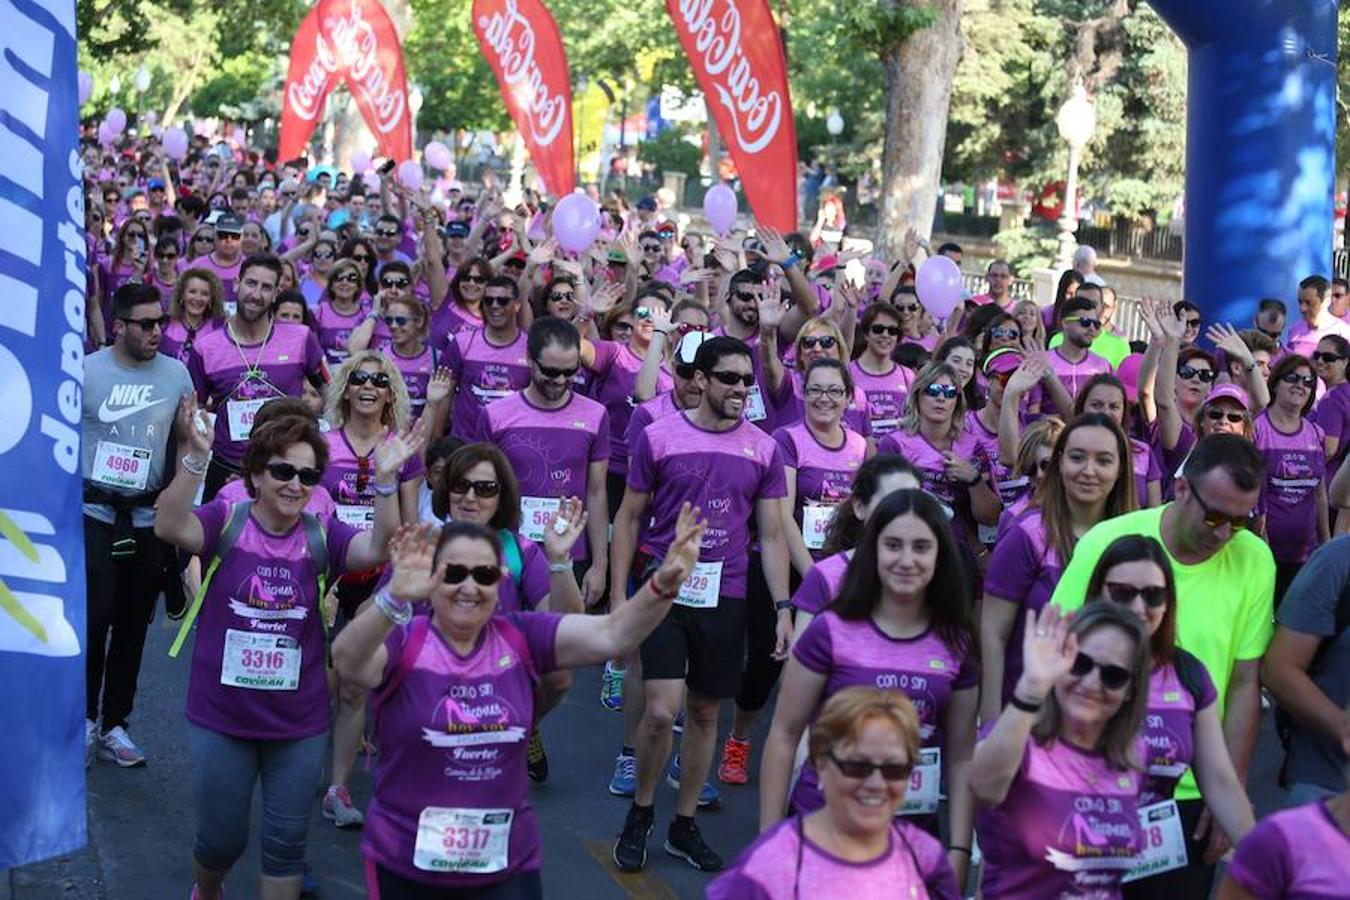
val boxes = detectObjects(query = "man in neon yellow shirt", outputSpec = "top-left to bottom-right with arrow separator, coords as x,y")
1049,282 -> 1132,367
1051,434 -> 1272,890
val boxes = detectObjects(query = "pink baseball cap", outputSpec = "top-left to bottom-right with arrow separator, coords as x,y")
1115,354 -> 1144,404
1205,383 -> 1251,410
982,347 -> 1023,375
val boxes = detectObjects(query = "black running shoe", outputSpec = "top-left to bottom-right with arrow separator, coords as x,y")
613,806 -> 653,873
664,818 -> 723,872
526,727 -> 548,783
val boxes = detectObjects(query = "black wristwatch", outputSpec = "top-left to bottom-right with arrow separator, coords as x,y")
774,599 -> 793,612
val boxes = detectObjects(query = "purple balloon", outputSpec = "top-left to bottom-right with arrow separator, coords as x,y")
553,193 -> 601,254
397,160 -> 424,191
423,141 -> 452,171
350,150 -> 371,174
361,171 -> 381,191
105,107 -> 127,136
703,183 -> 737,236
914,254 -> 963,321
96,121 -> 115,148
162,126 -> 189,161
77,70 -> 93,106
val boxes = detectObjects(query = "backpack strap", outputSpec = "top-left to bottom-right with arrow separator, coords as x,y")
370,614 -> 432,723
1172,648 -> 1209,711
495,616 -> 543,726
500,529 -> 524,591
169,500 -> 252,658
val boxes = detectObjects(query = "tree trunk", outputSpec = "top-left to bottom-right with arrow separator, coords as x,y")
877,0 -> 963,260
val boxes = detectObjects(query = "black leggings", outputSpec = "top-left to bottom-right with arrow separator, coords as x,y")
1120,798 -> 1215,900
366,864 -> 542,900
1273,560 -> 1303,613
736,552 -> 785,713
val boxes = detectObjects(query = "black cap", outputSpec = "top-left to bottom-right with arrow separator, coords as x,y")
215,212 -> 244,234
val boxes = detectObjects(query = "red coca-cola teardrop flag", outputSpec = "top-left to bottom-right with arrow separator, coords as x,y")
665,0 -> 798,232
279,0 -> 412,163
472,0 -> 575,197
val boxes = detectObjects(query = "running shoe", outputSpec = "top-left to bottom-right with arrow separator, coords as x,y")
600,662 -> 625,711
527,727 -> 549,783
322,785 -> 365,828
665,754 -> 721,808
608,752 -> 637,797
85,719 -> 98,770
613,805 -> 653,873
717,735 -> 751,785
98,726 -> 146,767
664,818 -> 723,871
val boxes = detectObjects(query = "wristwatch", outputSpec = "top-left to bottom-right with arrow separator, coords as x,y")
774,599 -> 793,612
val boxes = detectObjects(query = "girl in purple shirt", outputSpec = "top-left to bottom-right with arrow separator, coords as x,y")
1255,355 -> 1330,606
373,297 -> 444,424
1076,374 -> 1164,508
155,408 -> 420,900
428,257 -> 489,349
775,359 -> 870,576
761,489 -> 979,892
972,603 -> 1151,900
314,258 -> 373,366
850,303 -> 913,439
1084,535 -> 1255,899
331,506 -> 708,898
1310,335 -> 1349,483
161,268 -> 225,364
982,413 -> 1136,721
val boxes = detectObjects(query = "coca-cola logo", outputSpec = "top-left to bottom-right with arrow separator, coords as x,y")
672,0 -> 783,154
286,34 -> 340,122
324,3 -> 407,135
477,0 -> 568,148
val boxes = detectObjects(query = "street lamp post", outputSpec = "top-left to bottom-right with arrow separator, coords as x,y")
1054,82 -> 1096,271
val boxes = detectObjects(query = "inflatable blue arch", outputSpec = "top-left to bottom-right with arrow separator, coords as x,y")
1147,0 -> 1339,324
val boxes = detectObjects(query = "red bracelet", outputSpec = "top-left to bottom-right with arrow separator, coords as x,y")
649,573 -> 679,599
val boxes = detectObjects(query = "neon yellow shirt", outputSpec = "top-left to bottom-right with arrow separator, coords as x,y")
1049,330 -> 1132,368
1050,505 -> 1274,800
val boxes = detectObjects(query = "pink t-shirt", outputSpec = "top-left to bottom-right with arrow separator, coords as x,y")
1311,382 -> 1350,479
773,423 -> 867,560
380,341 -> 438,419
1047,346 -> 1114,401
1226,800 -> 1350,900
320,428 -> 425,529
443,329 -> 530,439
160,318 -> 222,365
789,550 -> 851,615
314,298 -> 387,365
587,339 -> 674,475
1286,316 -> 1350,358
1253,412 -> 1326,563
849,360 -> 912,438
983,508 -> 1063,706
187,253 -> 242,303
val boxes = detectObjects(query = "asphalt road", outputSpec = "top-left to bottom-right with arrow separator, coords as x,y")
11,614 -> 1289,899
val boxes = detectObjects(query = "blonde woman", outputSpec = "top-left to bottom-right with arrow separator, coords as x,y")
757,306 -> 873,437
319,349 -> 429,830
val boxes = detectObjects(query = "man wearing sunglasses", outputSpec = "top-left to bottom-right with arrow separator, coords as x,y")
1046,294 -> 1114,408
1053,435 -> 1274,882
1289,274 -> 1350,358
443,275 -> 531,439
188,254 -> 329,499
1048,282 -> 1132,368
612,336 -> 792,874
371,213 -> 412,273
81,284 -> 194,768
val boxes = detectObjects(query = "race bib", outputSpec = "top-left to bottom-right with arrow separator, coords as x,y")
226,398 -> 269,442
1122,799 -> 1188,883
898,747 -> 942,816
220,629 -> 301,691
977,523 -> 1000,546
802,503 -> 834,551
223,301 -> 237,318
519,496 -> 561,543
91,440 -> 152,490
413,807 -> 513,874
870,417 -> 900,437
675,560 -> 723,609
470,385 -> 514,406
744,384 -> 767,422
335,504 -> 374,529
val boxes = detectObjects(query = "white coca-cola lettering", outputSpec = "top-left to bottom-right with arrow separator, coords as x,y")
287,33 -> 340,123
673,0 -> 783,154
324,3 -> 407,135
477,0 -> 567,148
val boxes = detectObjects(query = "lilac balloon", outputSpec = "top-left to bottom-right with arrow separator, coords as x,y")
162,126 -> 189,161
552,193 -> 602,254
361,171 -> 381,191
105,107 -> 127,136
703,183 -> 737,236
77,70 -> 93,106
914,254 -> 964,321
423,141 -> 452,171
350,150 -> 371,174
398,160 -> 424,191
97,122 -> 115,148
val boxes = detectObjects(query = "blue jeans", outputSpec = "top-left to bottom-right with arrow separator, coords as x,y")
189,724 -> 326,877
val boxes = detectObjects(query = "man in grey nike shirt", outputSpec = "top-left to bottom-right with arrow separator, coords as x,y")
82,283 -> 192,768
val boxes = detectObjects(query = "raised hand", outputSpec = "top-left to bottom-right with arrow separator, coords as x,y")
756,286 -> 786,332
652,503 -> 706,595
386,523 -> 442,602
1205,322 -> 1251,365
756,223 -> 790,264
176,393 -> 213,457
1017,605 -> 1077,700
833,279 -> 863,315
647,303 -> 673,337
591,281 -> 624,316
528,237 -> 559,267
679,267 -> 717,287
1007,356 -> 1049,395
374,415 -> 431,484
710,237 -> 740,272
619,231 -> 641,266
425,367 -> 454,406
903,225 -> 923,262
543,496 -> 587,563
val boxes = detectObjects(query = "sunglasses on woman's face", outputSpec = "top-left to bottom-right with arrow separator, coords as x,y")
1280,372 -> 1317,388
1177,365 -> 1216,383
1069,651 -> 1132,690
383,315 -> 412,327
924,383 -> 960,399
1205,408 -> 1246,424
461,274 -> 487,285
381,277 -> 410,290
1312,351 -> 1346,365
800,335 -> 837,351
265,462 -> 323,486
334,272 -> 361,284
826,752 -> 913,782
350,254 -> 371,263
348,370 -> 391,388
442,564 -> 503,586
312,250 -> 335,261
1104,582 -> 1168,609
895,302 -> 920,314
548,290 -> 575,302
449,477 -> 501,498
868,324 -> 902,337
990,327 -> 1021,340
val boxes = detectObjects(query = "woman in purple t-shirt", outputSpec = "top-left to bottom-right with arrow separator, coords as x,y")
314,259 -> 372,366
713,688 -> 959,900
761,313 -> 874,441
1083,535 -> 1255,899
1311,334 -> 1349,483
973,603 -> 1151,900
981,413 -> 1136,722
760,489 -> 979,891
1076,373 -> 1164,508
161,268 -> 225,364
331,507 -> 707,897
1255,355 -> 1330,607
850,303 -> 914,439
155,408 -> 422,900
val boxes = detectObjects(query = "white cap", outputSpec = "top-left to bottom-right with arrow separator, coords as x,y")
676,331 -> 715,365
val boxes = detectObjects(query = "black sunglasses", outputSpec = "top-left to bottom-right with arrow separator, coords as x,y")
924,383 -> 960,399
640,243 -> 661,253
449,477 -> 501,498
483,294 -> 515,307
675,362 -> 697,380
826,752 -> 913,782
709,369 -> 755,387
334,272 -> 362,284
1177,365 -> 1216,383
1063,316 -> 1101,330
535,362 -> 578,380
1069,651 -> 1132,691
1205,408 -> 1247,424
375,228 -> 401,238
990,327 -> 1021,340
548,290 -> 575,302
348,370 -> 391,388
381,277 -> 411,289
312,250 -> 335,261
1184,318 -> 1201,329
895,302 -> 920,314
443,564 -> 503,587
868,324 -> 902,337
461,274 -> 487,284
733,291 -> 757,303
383,315 -> 412,327
1185,477 -> 1256,531
349,253 -> 372,263
1312,351 -> 1346,364
1279,372 -> 1317,388
119,314 -> 170,331
800,335 -> 837,351
265,462 -> 323,486
1105,582 -> 1168,610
